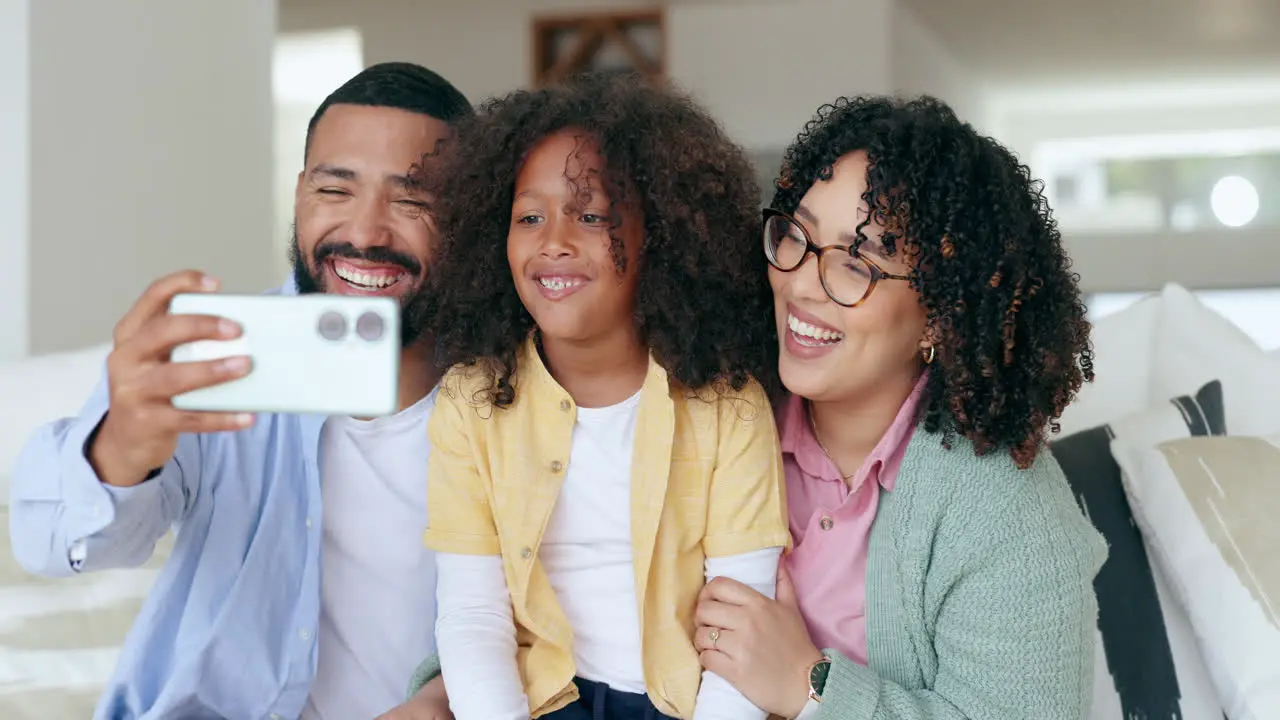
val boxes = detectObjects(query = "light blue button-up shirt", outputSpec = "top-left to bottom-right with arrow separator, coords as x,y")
7,282 -> 431,720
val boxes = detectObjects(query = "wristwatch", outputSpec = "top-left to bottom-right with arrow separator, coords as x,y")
806,656 -> 831,703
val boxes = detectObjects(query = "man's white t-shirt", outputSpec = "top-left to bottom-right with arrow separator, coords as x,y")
300,388 -> 438,720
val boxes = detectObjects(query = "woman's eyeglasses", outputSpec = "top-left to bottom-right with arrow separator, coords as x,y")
762,208 -> 912,308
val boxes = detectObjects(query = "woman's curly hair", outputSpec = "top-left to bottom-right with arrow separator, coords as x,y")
772,95 -> 1093,468
418,71 -> 775,407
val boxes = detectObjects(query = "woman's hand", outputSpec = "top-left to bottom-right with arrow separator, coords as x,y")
694,561 -> 824,718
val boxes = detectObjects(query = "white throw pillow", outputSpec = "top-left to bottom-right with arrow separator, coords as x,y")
1150,284 -> 1280,436
1113,433 -> 1280,719
0,344 -> 110,500
1054,382 -> 1226,720
1057,292 -> 1161,437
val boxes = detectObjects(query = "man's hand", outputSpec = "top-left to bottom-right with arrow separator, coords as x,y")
374,676 -> 454,720
91,270 -> 254,487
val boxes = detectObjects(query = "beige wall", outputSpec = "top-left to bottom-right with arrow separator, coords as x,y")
0,0 -> 31,361
664,1 -> 893,148
279,0 -> 649,117
278,0 -> 982,152
891,4 -> 985,129
3,0 -> 278,359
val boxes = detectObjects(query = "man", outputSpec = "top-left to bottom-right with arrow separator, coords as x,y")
8,62 -> 469,720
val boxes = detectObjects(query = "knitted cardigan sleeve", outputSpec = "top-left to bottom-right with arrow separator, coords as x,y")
811,445 -> 1106,720
406,653 -> 442,699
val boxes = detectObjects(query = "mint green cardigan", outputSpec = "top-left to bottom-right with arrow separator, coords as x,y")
408,427 -> 1108,719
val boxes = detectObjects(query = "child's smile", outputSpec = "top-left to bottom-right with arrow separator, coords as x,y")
533,271 -> 590,301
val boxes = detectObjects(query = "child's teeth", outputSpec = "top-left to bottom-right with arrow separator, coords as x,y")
539,277 -> 580,291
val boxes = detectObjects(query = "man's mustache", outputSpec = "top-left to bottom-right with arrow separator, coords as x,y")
313,241 -> 422,277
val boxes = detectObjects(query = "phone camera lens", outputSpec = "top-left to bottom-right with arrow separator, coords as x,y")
317,311 -> 347,341
356,311 -> 385,341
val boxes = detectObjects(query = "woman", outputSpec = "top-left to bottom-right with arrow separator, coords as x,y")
692,95 -> 1107,720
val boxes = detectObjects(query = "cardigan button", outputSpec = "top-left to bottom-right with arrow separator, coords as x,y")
819,516 -> 834,531
550,460 -> 564,473
559,399 -> 571,411
520,546 -> 533,559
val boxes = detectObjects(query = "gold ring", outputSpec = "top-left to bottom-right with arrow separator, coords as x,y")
709,628 -> 720,648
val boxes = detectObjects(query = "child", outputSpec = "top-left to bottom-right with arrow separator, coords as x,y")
416,72 -> 789,720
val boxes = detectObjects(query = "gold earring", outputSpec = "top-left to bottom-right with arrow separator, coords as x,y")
922,346 -> 935,364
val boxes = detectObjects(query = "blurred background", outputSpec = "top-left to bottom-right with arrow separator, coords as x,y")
3,3 -> 1280,716
2,0 -> 1278,359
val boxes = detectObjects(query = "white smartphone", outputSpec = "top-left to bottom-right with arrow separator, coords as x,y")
168,293 -> 400,417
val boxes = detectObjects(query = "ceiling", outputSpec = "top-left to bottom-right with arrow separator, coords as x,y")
902,0 -> 1280,87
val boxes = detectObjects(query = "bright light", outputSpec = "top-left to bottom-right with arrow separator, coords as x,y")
273,29 -> 364,106
1210,175 -> 1260,228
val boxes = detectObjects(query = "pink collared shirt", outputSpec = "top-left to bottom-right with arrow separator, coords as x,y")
780,373 -> 927,664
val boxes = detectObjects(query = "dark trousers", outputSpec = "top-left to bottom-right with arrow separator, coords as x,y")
540,677 -> 679,720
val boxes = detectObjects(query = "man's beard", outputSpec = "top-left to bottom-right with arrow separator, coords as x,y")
288,226 -> 430,349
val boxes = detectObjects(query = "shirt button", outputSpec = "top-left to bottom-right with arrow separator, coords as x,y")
269,715 -> 282,720
299,628 -> 312,641
550,460 -> 564,473
559,399 -> 571,411
305,517 -> 313,529
520,546 -> 533,560
819,516 -> 834,531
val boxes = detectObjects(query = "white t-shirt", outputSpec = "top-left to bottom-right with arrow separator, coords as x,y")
300,389 -> 438,720
540,391 -> 645,690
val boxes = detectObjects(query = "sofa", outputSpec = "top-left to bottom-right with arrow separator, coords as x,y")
1050,284 -> 1280,720
0,343 -> 175,719
2,285 -> 1278,718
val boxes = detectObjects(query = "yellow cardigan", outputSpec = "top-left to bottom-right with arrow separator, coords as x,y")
424,339 -> 789,718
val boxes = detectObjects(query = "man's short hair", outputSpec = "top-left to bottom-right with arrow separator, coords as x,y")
304,62 -> 472,157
